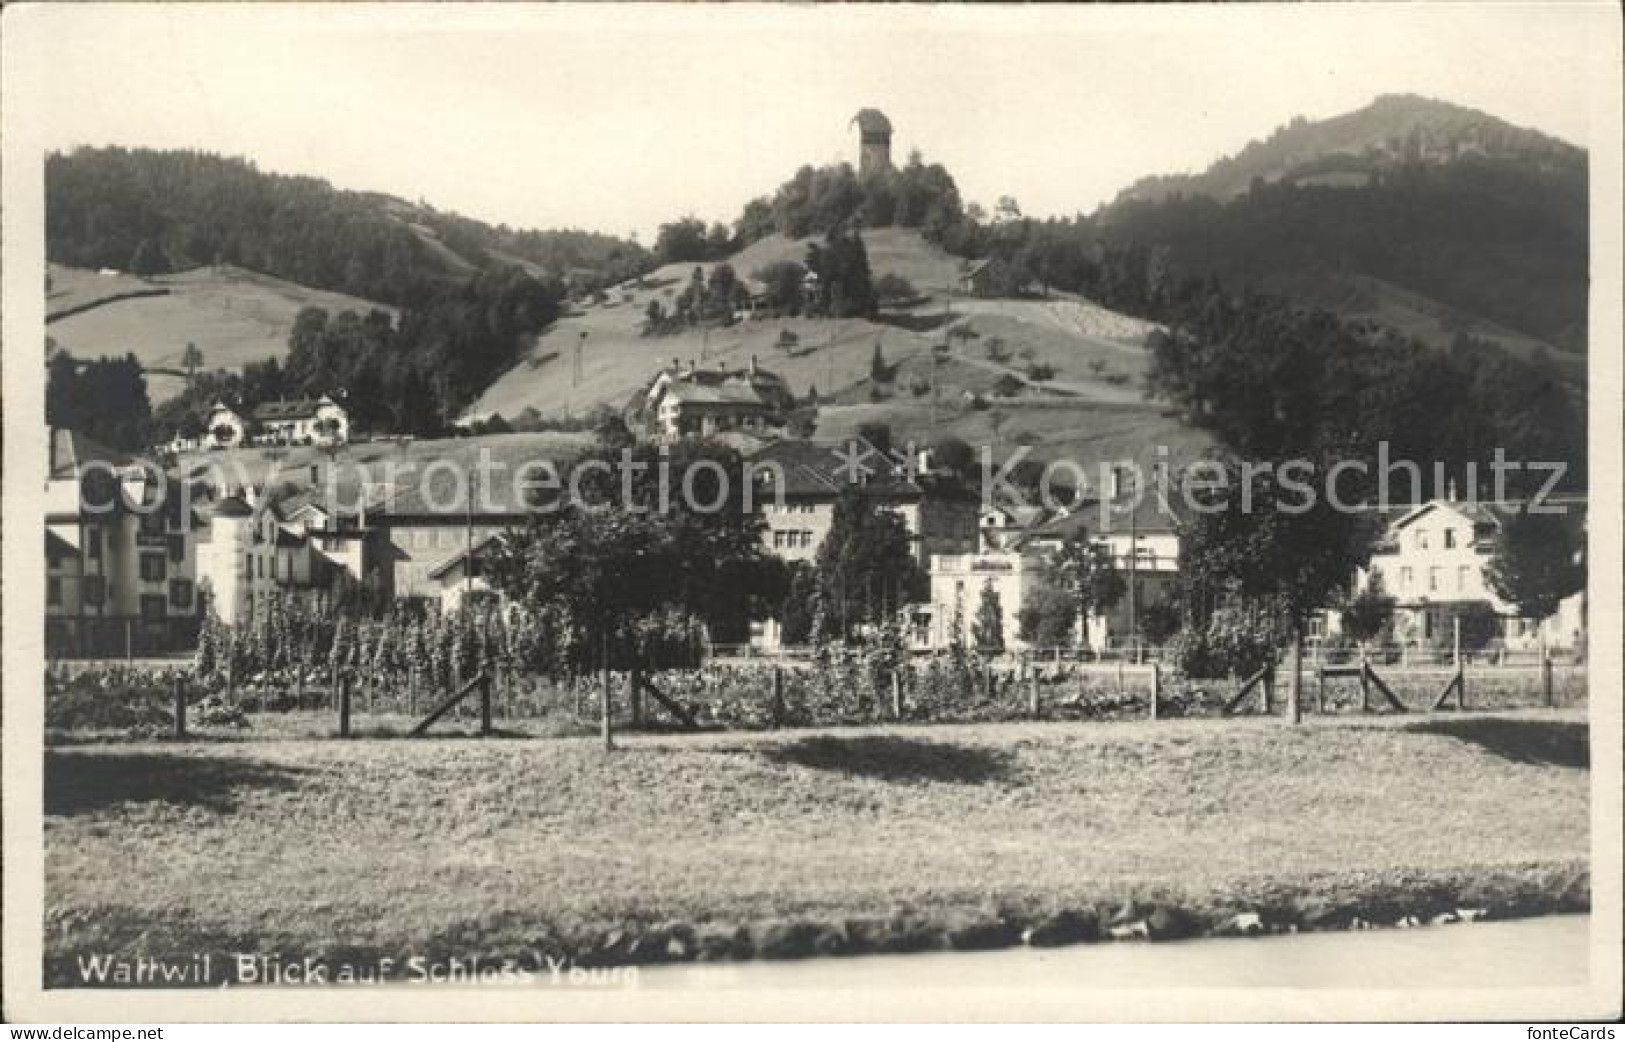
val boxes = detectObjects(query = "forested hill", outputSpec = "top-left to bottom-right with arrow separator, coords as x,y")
1114,94 -> 1584,204
45,147 -> 652,306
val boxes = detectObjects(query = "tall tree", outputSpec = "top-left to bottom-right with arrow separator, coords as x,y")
972,580 -> 1005,652
1486,509 -> 1585,626
814,487 -> 923,640
1052,534 -> 1126,643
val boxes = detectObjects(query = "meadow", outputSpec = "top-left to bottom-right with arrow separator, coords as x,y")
44,710 -> 1589,984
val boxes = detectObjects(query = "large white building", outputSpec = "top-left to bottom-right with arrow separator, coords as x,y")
204,396 -> 350,450
1349,497 -> 1586,653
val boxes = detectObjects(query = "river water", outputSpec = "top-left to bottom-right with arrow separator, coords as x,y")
634,915 -> 1589,991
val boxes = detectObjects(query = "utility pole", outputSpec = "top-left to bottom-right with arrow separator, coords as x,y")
464,464 -> 476,600
1125,467 -> 1138,663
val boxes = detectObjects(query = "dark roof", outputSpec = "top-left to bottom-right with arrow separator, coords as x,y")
851,108 -> 892,136
427,533 -> 502,580
48,428 -> 131,479
211,495 -> 255,518
46,529 -> 76,558
1029,486 -> 1188,542
747,437 -> 973,503
252,399 -> 327,422
274,528 -> 308,549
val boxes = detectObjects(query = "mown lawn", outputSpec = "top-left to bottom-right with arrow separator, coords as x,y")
44,712 -> 1590,982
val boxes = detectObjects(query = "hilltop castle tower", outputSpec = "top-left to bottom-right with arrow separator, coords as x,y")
851,108 -> 894,179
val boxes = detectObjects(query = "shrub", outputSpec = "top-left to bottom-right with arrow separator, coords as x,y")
1026,362 -> 1056,381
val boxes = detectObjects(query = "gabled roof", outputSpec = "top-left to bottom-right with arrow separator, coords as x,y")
209,495 -> 255,519
46,529 -> 77,558
746,437 -> 974,503
1385,497 -> 1586,540
47,428 -> 131,480
274,528 -> 308,549
1029,485 -> 1187,542
427,533 -> 503,580
252,399 -> 329,422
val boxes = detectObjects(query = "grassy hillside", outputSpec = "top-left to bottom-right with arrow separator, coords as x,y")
47,263 -> 397,402
470,227 -> 1196,465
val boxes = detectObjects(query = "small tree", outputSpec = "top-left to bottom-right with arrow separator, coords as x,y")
1018,580 -> 1078,648
869,340 -> 889,382
1053,535 -> 1126,647
1486,509 -> 1585,638
972,581 -> 1004,653
1341,573 -> 1395,647
182,342 -> 204,391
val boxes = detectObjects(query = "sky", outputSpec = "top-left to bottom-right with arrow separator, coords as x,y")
17,2 -> 1612,243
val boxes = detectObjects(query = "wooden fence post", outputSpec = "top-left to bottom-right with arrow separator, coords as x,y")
1262,663 -> 1275,715
1456,619 -> 1468,711
1288,639 -> 1302,725
338,674 -> 351,738
891,668 -> 904,721
480,674 -> 493,736
1029,668 -> 1042,719
628,669 -> 643,728
172,675 -> 186,739
600,670 -> 615,752
1542,651 -> 1554,709
1148,662 -> 1160,721
769,665 -> 784,728
126,619 -> 134,662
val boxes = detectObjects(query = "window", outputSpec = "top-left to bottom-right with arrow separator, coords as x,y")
83,576 -> 105,606
140,594 -> 168,622
1400,566 -> 1413,590
47,578 -> 62,607
168,535 -> 186,563
1428,567 -> 1440,593
257,555 -> 264,579
170,579 -> 193,610
1417,531 -> 1429,550
1443,529 -> 1456,549
272,555 -> 280,581
139,554 -> 166,582
1457,566 -> 1470,593
773,531 -> 786,549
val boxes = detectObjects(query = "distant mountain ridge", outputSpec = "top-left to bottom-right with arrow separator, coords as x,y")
1115,94 -> 1584,204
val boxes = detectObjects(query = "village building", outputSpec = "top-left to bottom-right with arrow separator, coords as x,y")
367,471 -> 529,611
957,256 -> 1016,298
1346,497 -> 1587,653
630,357 -> 796,442
45,428 -> 202,657
250,396 -> 350,447
748,437 -> 981,568
979,502 -> 1050,552
918,551 -> 1049,651
204,396 -> 350,449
